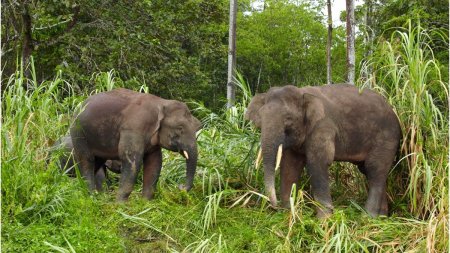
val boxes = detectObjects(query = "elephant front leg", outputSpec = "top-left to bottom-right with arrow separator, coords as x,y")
117,154 -> 143,201
117,133 -> 144,202
306,133 -> 335,218
142,148 -> 162,200
280,149 -> 305,208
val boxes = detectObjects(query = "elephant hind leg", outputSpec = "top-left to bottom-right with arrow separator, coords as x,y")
70,129 -> 96,192
363,146 -> 396,217
94,157 -> 107,192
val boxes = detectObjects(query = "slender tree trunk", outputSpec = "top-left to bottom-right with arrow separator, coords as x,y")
21,3 -> 33,78
362,0 -> 373,83
326,0 -> 333,85
346,0 -> 355,85
227,0 -> 237,108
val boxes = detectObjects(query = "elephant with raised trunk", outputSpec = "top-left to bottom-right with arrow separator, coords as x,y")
70,88 -> 201,201
245,84 -> 401,217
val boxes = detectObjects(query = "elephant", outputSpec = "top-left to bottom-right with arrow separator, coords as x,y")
70,88 -> 201,201
51,135 -> 122,190
245,84 -> 401,218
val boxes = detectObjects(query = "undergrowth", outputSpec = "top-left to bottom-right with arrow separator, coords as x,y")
2,23 -> 448,252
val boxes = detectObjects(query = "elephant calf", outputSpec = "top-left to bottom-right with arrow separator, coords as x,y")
51,135 -> 122,190
70,88 -> 201,201
245,84 -> 401,218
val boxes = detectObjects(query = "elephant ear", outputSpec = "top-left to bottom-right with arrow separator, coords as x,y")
149,105 -> 164,137
245,93 -> 266,128
121,100 -> 164,137
302,93 -> 325,131
191,116 -> 202,131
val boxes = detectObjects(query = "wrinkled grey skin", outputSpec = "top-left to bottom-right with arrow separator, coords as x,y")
70,88 -> 201,201
51,135 -> 122,190
245,84 -> 401,217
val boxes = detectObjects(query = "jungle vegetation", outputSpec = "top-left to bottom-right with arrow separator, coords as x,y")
2,0 -> 448,251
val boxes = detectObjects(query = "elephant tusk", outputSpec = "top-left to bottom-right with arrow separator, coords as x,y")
255,148 -> 262,169
275,144 -> 283,171
183,150 -> 189,160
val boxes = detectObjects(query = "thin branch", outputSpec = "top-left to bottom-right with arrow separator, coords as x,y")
33,19 -> 71,31
37,5 -> 80,48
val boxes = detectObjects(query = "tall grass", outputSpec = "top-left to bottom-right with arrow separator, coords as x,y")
360,21 -> 448,217
1,66 -> 123,252
359,20 -> 448,251
2,69 -> 78,222
2,22 -> 448,252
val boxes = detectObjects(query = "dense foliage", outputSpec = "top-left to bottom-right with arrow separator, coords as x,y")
3,0 -> 345,109
1,0 -> 449,252
3,0 -> 448,104
2,43 -> 448,249
2,0 -> 229,108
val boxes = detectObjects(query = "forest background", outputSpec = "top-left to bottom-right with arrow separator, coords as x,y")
4,0 -> 447,109
2,0 -> 449,252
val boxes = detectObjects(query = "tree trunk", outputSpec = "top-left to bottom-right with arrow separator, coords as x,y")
227,0 -> 237,108
21,3 -> 33,78
326,0 -> 333,85
362,0 -> 374,84
346,0 -> 355,85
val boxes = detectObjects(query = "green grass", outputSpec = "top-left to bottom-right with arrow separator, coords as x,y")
2,23 -> 448,252
360,20 -> 448,220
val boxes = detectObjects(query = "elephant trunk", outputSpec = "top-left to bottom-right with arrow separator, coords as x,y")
261,123 -> 284,207
180,143 -> 197,191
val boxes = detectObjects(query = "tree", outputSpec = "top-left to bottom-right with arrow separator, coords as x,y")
363,0 -> 448,67
346,0 -> 355,84
326,0 -> 333,84
361,0 -> 374,81
1,1 -> 229,108
1,0 -> 80,80
227,0 -> 237,108
237,1 -> 347,92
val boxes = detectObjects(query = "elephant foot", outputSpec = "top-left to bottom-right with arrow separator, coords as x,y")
315,204 -> 333,219
316,209 -> 332,219
116,192 -> 131,202
365,203 -> 388,218
281,200 -> 291,209
178,184 -> 192,191
142,190 -> 155,200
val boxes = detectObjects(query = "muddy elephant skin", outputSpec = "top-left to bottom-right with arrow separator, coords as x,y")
245,84 -> 401,217
70,88 -> 201,201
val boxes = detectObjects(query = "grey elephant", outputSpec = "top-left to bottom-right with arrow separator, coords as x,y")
70,88 -> 201,201
51,135 -> 122,189
245,84 -> 401,217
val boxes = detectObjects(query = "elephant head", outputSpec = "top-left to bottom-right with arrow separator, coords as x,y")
245,85 -> 324,207
157,100 -> 202,191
